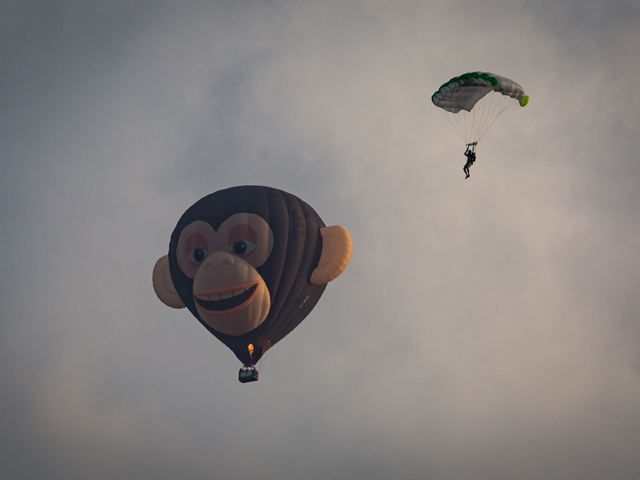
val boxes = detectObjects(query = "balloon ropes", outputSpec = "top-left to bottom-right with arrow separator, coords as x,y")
432,72 -> 529,149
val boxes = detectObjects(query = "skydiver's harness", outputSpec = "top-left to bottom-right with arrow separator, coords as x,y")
465,142 -> 477,156
465,142 -> 477,164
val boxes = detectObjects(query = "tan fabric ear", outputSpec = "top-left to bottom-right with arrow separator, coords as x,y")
152,255 -> 185,308
310,226 -> 352,285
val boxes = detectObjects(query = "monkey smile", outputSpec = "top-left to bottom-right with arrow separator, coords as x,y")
193,281 -> 260,315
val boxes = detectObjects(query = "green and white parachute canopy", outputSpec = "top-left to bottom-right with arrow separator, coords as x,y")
432,72 -> 529,146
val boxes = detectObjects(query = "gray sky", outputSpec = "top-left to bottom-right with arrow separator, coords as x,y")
2,1 -> 639,479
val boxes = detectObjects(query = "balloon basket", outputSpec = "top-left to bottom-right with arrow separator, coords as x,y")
239,366 -> 259,383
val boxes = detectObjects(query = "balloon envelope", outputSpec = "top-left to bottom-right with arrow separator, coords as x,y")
167,186 -> 329,366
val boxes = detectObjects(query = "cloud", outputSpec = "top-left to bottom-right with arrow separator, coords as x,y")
1,1 -> 639,479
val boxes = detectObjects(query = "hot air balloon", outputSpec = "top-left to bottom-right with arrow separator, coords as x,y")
152,186 -> 352,382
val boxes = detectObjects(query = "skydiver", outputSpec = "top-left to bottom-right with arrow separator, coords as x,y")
463,144 -> 476,179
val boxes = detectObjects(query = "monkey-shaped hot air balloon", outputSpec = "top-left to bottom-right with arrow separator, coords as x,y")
153,186 -> 352,382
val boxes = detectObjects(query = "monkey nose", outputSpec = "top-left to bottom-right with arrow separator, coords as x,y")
204,251 -> 236,268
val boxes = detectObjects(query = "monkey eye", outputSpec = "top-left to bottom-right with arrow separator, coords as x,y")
229,240 -> 256,256
187,247 -> 208,264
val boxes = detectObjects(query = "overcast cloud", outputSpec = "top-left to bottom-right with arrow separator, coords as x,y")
1,1 -> 639,479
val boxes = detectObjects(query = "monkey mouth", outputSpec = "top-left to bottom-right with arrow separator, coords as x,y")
193,281 -> 260,316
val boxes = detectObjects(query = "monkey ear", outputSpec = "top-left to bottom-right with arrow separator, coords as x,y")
153,255 -> 186,309
310,226 -> 352,285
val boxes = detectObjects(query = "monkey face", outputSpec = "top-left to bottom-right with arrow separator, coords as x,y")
175,214 -> 274,336
153,185 -> 352,367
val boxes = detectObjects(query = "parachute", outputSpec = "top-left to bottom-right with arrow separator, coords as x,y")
432,72 -> 529,146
